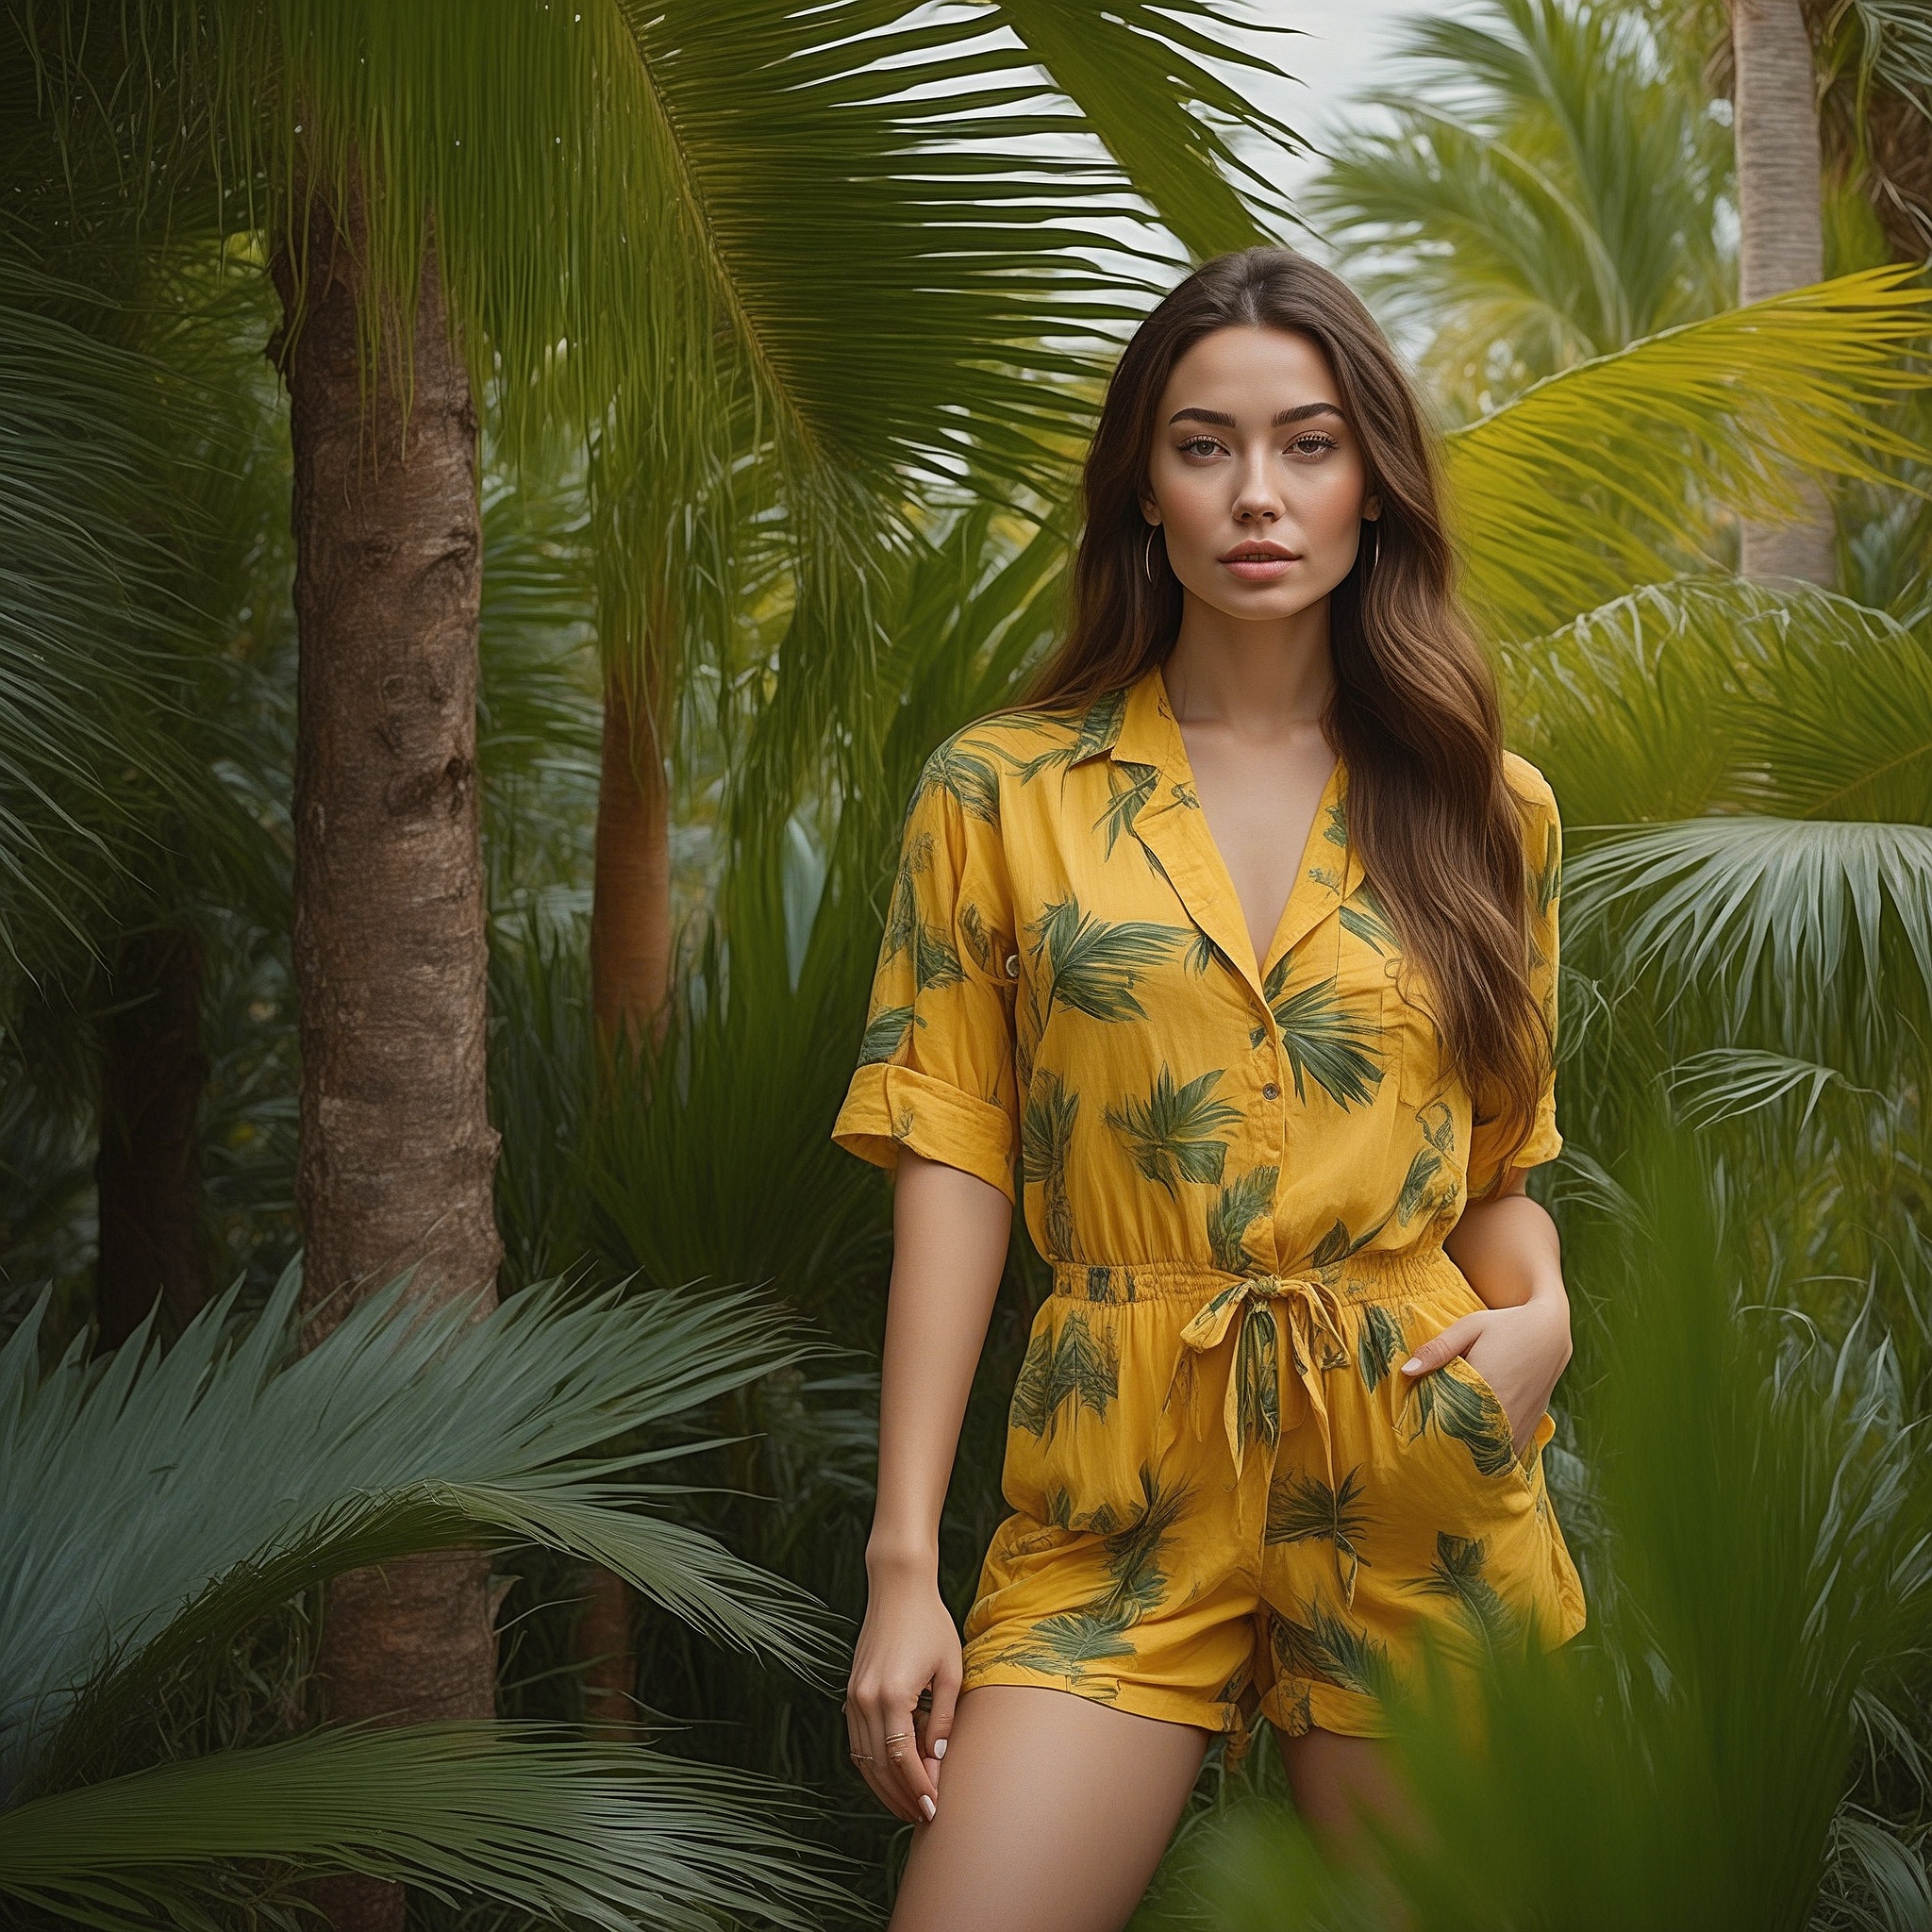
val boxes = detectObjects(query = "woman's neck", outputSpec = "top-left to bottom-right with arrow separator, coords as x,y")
1161,591 -> 1337,740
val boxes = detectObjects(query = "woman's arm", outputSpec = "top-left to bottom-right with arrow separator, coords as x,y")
846,1149 -> 1011,1825
1405,1167 -> 1573,1455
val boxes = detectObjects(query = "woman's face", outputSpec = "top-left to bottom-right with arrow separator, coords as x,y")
1141,324 -> 1378,625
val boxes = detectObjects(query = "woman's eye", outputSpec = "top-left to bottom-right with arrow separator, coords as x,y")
1289,433 -> 1339,457
1178,436 -> 1224,458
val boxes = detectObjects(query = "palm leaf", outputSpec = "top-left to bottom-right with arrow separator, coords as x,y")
996,0 -> 1305,259
1266,1467 -> 1373,1571
1447,267 -> 1932,636
1356,1306 -> 1407,1393
1405,1530 -> 1517,1659
0,1723 -> 848,1932
1104,1064 -> 1240,1196
1264,970 -> 1387,1109
1208,1167 -> 1279,1274
1405,1362 -> 1516,1480
1029,896 -> 1187,1024
0,1267 -> 837,1790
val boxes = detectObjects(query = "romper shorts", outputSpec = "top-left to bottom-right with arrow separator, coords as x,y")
959,1249 -> 1586,1757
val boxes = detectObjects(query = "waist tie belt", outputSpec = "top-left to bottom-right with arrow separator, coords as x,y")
1164,1271 -> 1360,1604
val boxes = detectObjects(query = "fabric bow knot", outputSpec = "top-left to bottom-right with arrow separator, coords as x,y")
1167,1270 -> 1359,1599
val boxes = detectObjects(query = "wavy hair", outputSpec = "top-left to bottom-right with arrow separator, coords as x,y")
1022,247 -> 1546,1177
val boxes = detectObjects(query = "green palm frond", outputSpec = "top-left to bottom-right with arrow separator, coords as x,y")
1307,0 -> 1729,394
1095,1465 -> 1192,1617
996,0 -> 1305,258
1234,1305 -> 1281,1455
1500,577 -> 1928,830
857,1004 -> 914,1067
1662,1048 -> 1858,1135
1208,1167 -> 1279,1274
0,1267 -> 837,1791
1104,1064 -> 1241,1196
0,1724 -> 849,1932
1028,896 -> 1187,1024
994,1607 -> 1137,1684
1263,970 -> 1386,1109
1095,762 -> 1160,858
1447,268 -> 1932,635
1564,817 -> 1932,1038
1020,1070 -> 1081,1254
1269,1601 -> 1395,1701
1338,882 -> 1395,954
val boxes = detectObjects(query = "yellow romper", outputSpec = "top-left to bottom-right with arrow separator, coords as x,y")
832,663 -> 1586,1753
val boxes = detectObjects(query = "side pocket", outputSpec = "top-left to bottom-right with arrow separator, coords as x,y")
1439,1355 -> 1552,1491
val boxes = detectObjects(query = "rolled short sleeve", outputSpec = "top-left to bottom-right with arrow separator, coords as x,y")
1469,763 -> 1562,1192
831,743 -> 1021,1202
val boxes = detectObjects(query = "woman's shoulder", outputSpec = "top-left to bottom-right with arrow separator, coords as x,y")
1500,749 -> 1558,824
916,696 -> 1118,798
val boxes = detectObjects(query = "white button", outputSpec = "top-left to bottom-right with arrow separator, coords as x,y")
1005,954 -> 1021,978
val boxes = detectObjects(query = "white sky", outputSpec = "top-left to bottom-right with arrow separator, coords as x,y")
1231,0 -> 1491,223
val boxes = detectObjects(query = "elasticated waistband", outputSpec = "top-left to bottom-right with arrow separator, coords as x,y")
1048,1245 -> 1466,1308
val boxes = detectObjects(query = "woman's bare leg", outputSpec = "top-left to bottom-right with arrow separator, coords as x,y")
1276,1725 -> 1414,1849
888,1685 -> 1210,1932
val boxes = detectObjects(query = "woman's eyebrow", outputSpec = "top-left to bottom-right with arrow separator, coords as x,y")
1167,402 -> 1346,427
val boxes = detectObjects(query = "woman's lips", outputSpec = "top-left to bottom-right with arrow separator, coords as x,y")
1220,554 -> 1299,581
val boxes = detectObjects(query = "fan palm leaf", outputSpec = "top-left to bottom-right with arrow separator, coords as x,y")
0,1265 -> 838,1793
0,1724 -> 849,1932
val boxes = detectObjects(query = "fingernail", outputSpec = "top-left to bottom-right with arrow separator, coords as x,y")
919,1794 -> 936,1821
1400,1357 -> 1424,1374
932,1738 -> 947,1758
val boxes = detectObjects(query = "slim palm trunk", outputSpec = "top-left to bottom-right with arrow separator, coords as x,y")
1732,0 -> 1836,585
590,659 -> 675,1046
578,657 -> 674,1738
275,184 -> 502,1932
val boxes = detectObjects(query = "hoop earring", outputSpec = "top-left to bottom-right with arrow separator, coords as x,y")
1361,519 -> 1379,577
1143,524 -> 1159,584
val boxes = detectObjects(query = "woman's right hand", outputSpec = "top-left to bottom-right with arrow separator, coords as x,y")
845,1543 -> 962,1824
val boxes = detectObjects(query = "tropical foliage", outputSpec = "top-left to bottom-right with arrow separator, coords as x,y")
4,0 -> 1932,1923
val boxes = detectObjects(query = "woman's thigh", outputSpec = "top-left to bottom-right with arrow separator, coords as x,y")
888,1684 -> 1210,1932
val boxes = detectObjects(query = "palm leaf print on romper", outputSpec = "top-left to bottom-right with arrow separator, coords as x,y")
880,828 -> 964,993
991,1464 -> 1190,1690
1404,1361 -> 1519,1479
1262,960 -> 1385,1108
1266,1465 -> 1374,1581
1022,1071 -> 1081,1255
1269,1598 -> 1396,1700
1009,1308 -> 1120,1440
1027,895 -> 1187,1024
1105,1065 -> 1241,1196
1396,1099 -> 1458,1224
1404,1531 -> 1519,1659
1355,1304 -> 1407,1391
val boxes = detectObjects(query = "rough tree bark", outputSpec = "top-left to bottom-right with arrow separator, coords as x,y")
1732,0 -> 1837,585
275,183 -> 502,1932
93,924 -> 209,1350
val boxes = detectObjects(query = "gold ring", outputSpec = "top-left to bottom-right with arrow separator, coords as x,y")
885,1731 -> 911,1742
850,1751 -> 873,1763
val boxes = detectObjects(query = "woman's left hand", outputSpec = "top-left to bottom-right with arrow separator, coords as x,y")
1399,1294 -> 1573,1457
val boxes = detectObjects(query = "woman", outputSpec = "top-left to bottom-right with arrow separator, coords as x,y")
831,247 -> 1585,1931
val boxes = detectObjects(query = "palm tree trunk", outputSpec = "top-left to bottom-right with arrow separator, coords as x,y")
275,184 -> 502,1932
590,659 -> 675,1047
1732,0 -> 1836,585
93,924 -> 208,1350
577,655 -> 673,1739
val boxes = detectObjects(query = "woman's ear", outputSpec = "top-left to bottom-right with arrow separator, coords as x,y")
1363,494 -> 1383,522
1140,498 -> 1162,527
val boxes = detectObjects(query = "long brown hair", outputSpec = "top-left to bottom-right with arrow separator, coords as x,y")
1024,246 -> 1546,1177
